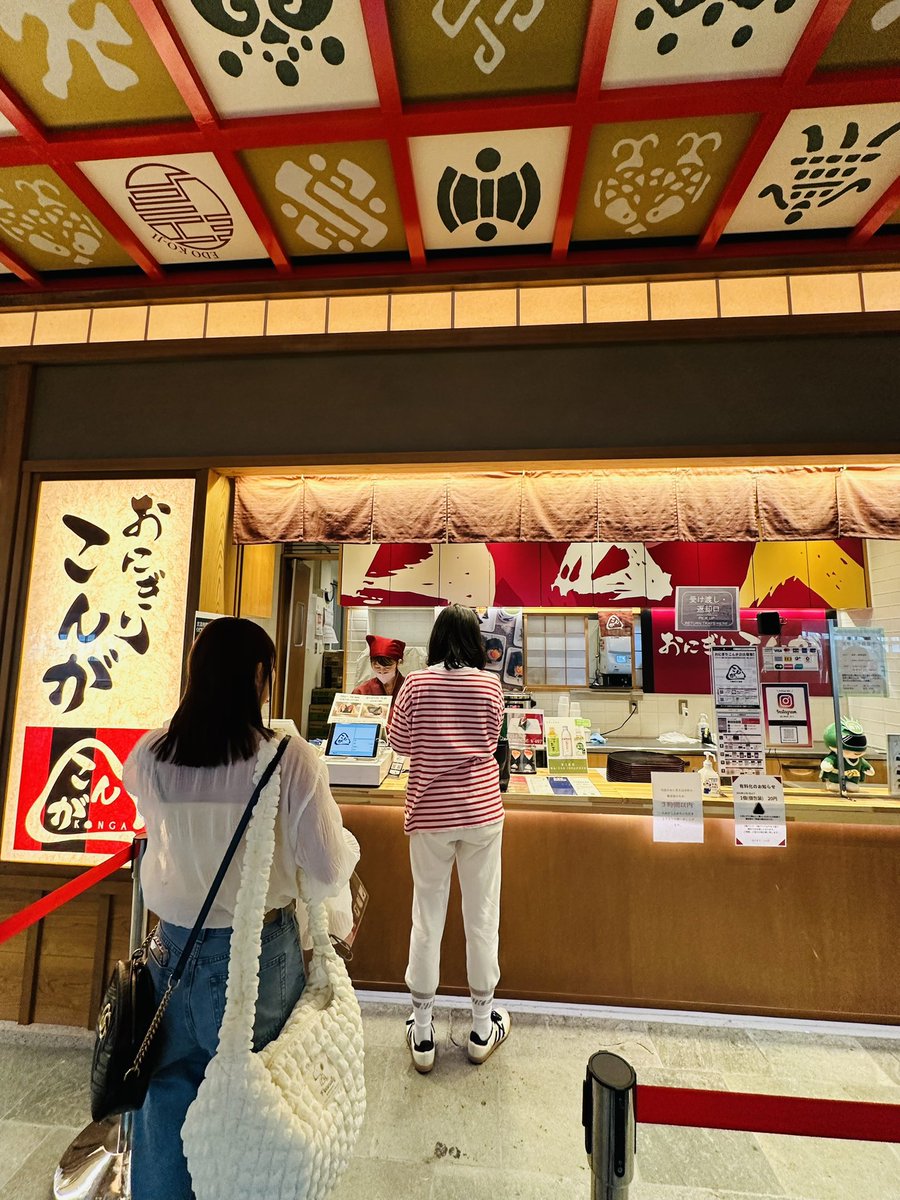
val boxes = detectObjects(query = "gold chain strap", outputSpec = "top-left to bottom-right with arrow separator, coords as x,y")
125,979 -> 175,1081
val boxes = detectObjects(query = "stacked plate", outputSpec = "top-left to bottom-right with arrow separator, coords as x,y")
606,750 -> 687,783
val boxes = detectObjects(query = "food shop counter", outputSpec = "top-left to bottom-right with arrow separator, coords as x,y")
335,772 -> 900,1023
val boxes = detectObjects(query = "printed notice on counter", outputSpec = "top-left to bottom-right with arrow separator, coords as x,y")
652,772 -> 704,843
833,627 -> 889,697
715,708 -> 766,776
733,775 -> 787,847
763,683 -> 812,747
762,644 -> 820,672
524,775 -> 599,797
887,734 -> 900,799
711,645 -> 761,708
675,586 -> 740,632
545,717 -> 589,774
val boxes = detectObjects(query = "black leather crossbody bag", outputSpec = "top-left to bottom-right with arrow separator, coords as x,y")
90,737 -> 290,1122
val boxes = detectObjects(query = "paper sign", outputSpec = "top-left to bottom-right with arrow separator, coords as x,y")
652,772 -> 705,843
328,693 -> 393,724
762,644 -> 820,672
733,775 -> 787,847
833,628 -> 889,697
888,734 -> 900,799
711,645 -> 761,708
716,708 -> 767,776
506,708 -> 545,750
546,717 -> 589,774
763,683 -> 812,748
676,586 -> 740,632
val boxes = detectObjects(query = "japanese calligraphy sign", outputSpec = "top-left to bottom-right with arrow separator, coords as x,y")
2,478 -> 195,866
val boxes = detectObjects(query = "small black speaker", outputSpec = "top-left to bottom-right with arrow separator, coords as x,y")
757,611 -> 782,636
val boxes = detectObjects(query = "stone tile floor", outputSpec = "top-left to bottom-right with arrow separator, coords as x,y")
0,1001 -> 898,1199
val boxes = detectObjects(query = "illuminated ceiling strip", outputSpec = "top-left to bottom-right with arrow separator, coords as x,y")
698,0 -> 856,253
552,0 -> 620,262
360,0 -> 425,266
129,0 -> 292,275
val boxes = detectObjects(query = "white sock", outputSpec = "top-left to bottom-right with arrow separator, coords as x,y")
471,994 -> 494,1039
411,993 -> 434,1045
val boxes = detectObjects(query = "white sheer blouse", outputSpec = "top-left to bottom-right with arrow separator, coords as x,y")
123,730 -> 360,929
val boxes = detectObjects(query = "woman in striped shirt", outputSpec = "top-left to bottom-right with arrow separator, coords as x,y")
388,603 -> 510,1074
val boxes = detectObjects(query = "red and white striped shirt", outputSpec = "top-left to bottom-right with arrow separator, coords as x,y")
388,665 -> 505,834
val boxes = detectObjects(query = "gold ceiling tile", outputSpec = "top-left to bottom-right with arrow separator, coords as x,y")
0,0 -> 188,128
388,0 -> 593,102
573,113 -> 757,243
242,142 -> 407,257
818,0 -> 900,71
0,166 -> 131,271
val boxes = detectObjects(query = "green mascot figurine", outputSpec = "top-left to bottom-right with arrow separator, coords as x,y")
819,718 -> 875,792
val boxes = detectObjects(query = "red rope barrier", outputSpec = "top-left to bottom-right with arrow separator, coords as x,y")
0,841 -> 135,946
640,1085 -> 900,1143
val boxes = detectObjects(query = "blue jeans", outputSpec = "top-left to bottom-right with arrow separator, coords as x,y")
132,908 -> 305,1200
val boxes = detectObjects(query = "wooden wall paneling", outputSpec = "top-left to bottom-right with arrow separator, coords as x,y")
0,365 -> 31,651
239,543 -> 277,618
198,470 -> 232,615
0,886 -> 30,1020
340,804 -> 900,1022
32,893 -> 102,1027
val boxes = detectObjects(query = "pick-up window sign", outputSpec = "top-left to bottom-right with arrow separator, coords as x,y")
676,586 -> 741,632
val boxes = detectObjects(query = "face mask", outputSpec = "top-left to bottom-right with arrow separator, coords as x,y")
372,664 -> 397,684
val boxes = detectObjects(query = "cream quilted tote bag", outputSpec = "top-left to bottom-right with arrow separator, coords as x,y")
182,737 -> 366,1200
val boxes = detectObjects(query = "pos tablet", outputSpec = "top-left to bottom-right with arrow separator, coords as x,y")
325,721 -> 381,759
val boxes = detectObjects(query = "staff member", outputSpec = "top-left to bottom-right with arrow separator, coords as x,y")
353,634 -> 406,697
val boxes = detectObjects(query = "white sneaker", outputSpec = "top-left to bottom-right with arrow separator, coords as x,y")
405,1015 -> 436,1074
467,1007 -> 511,1064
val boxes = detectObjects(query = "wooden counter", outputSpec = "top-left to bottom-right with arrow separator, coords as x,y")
337,772 -> 900,1023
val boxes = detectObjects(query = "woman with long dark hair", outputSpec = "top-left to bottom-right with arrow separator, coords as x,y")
123,617 -> 359,1200
387,603 -> 509,1074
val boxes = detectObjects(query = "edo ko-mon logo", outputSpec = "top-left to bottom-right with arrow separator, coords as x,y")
125,163 -> 235,257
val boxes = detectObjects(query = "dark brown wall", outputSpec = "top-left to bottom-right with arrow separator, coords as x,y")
29,333 -> 900,461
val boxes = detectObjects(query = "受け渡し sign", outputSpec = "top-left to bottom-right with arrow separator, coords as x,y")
1,478 -> 196,867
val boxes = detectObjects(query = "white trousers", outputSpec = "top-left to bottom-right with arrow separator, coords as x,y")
405,820 -> 503,1006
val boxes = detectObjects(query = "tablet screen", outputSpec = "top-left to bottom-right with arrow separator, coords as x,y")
326,722 -> 381,759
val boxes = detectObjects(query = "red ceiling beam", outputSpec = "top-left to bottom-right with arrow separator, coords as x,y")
850,173 -> 900,245
52,163 -> 165,279
0,243 -> 41,286
127,0 -> 219,132
128,0 -> 292,275
360,0 -> 425,265
4,230 -> 899,300
552,0 -> 620,260
697,0 -> 854,253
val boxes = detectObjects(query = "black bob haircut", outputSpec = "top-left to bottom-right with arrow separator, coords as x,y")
152,616 -> 275,768
427,604 -> 487,670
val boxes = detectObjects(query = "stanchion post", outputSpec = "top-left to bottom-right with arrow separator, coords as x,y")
582,1052 -> 637,1200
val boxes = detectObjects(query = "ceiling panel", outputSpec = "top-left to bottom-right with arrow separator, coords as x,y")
0,165 -> 132,269
726,103 -> 900,234
160,0 -> 379,118
79,153 -> 268,263
573,112 -> 758,242
411,127 -> 570,250
0,0 -> 188,128
602,0 -> 820,89
242,141 -> 407,256
818,0 -> 900,71
388,0 -> 593,102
